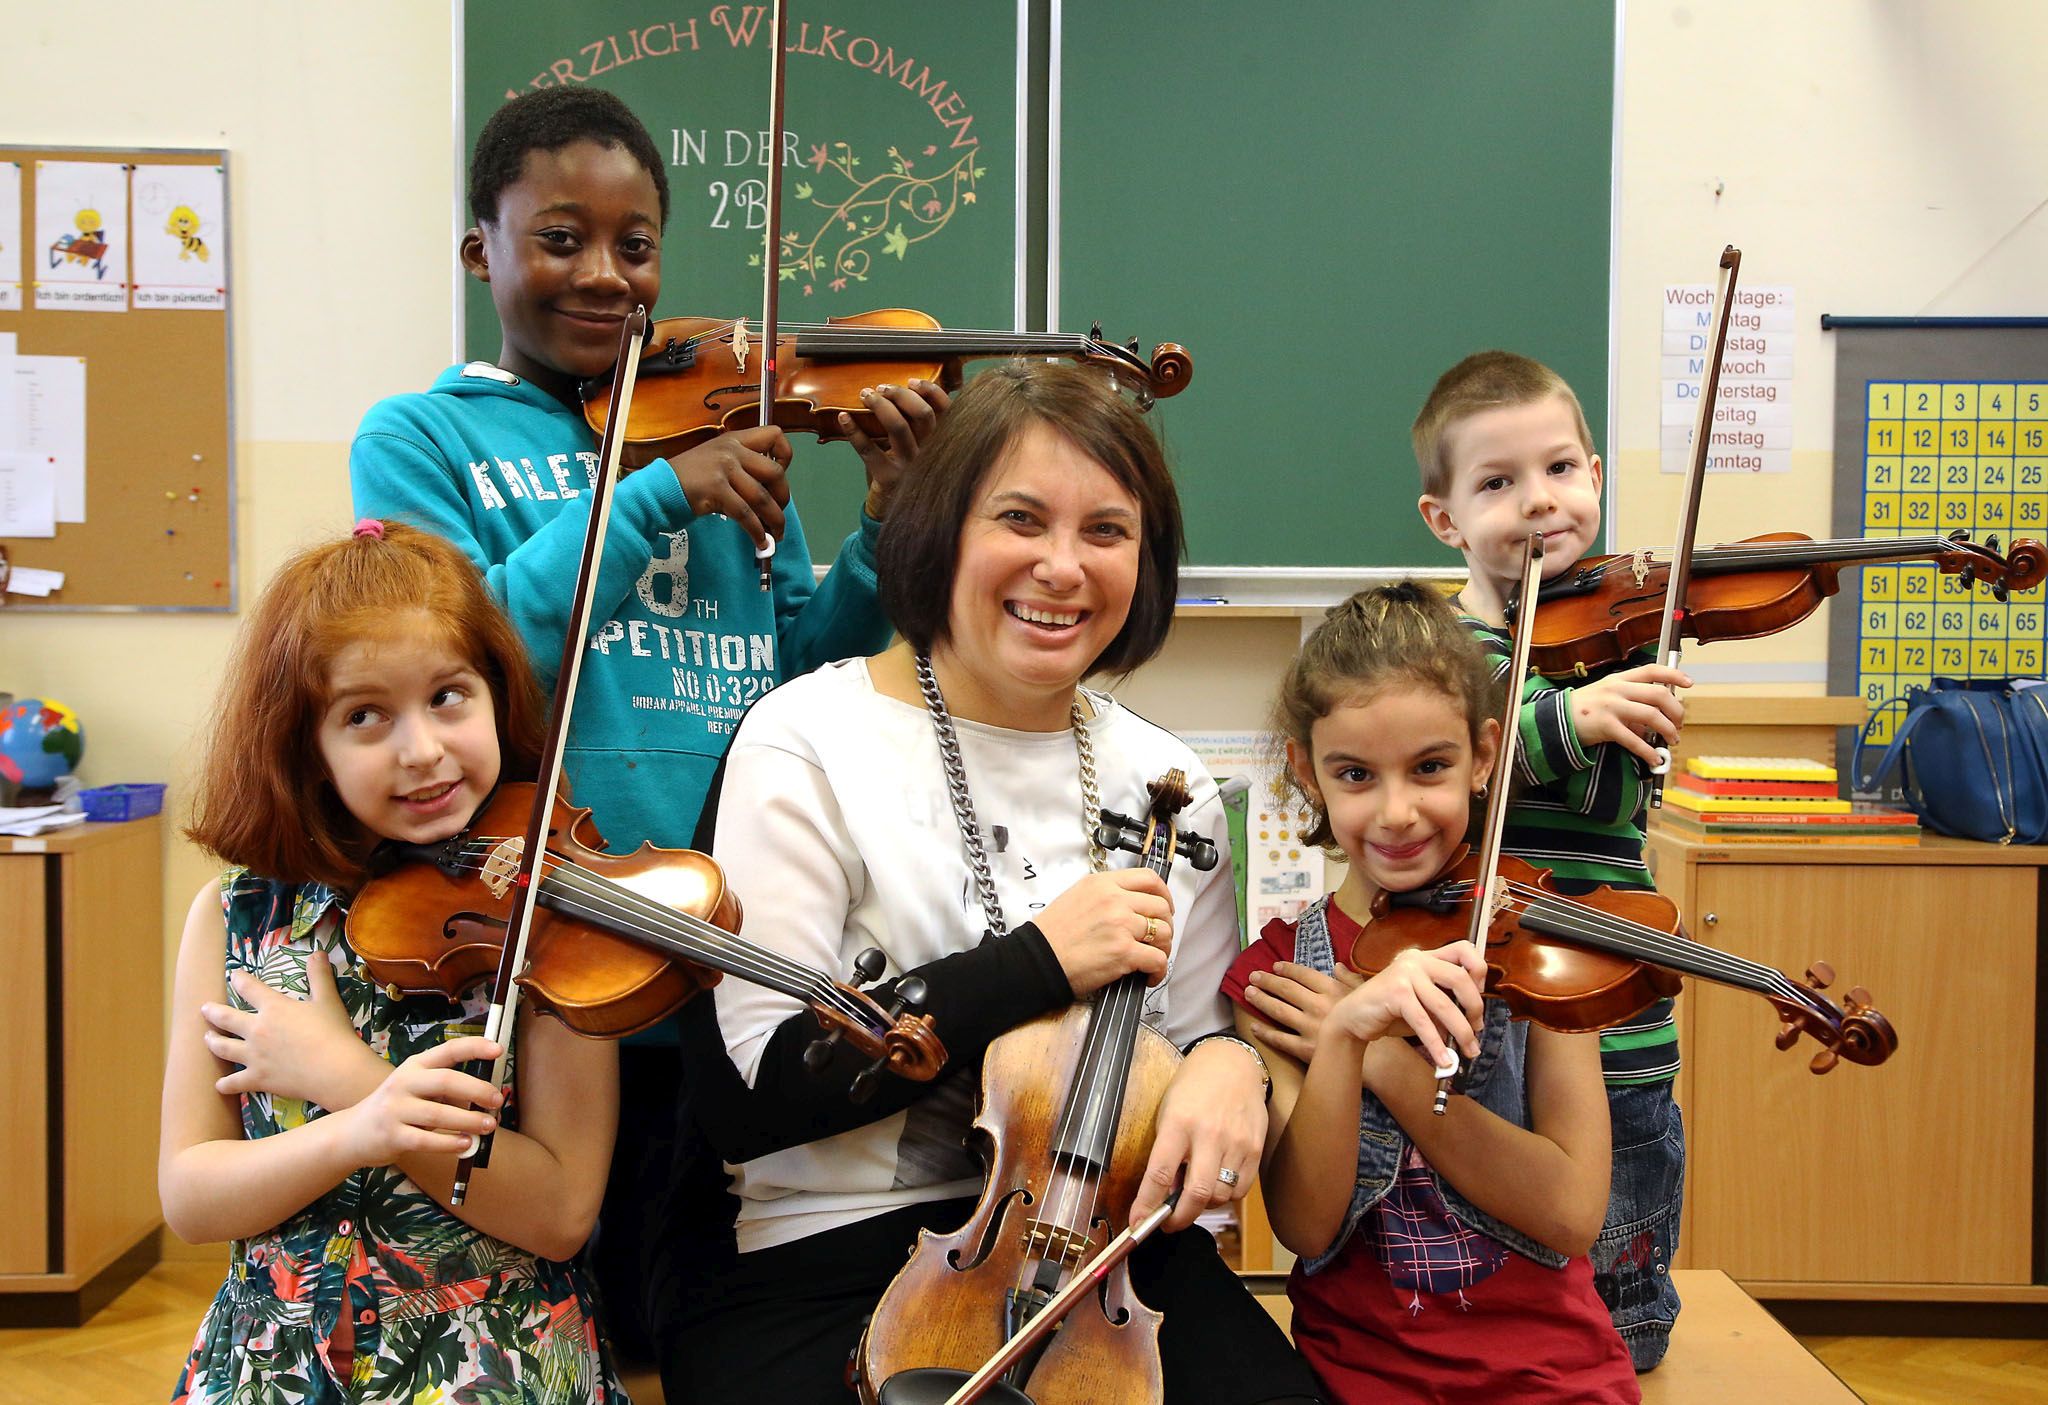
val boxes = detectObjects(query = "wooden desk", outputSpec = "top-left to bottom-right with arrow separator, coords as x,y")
1649,826 -> 2048,1303
0,817 -> 163,1324
1639,1270 -> 1859,1402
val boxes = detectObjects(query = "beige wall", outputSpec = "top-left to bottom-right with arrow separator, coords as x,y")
5,2 -> 2046,997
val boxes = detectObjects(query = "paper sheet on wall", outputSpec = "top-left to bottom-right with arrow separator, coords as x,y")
4,565 -> 63,597
0,451 -> 56,536
0,163 -> 20,312
14,357 -> 86,521
132,164 -> 226,309
33,159 -> 128,311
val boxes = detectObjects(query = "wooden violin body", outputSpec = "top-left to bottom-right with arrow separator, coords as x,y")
1529,531 -> 2047,677
348,783 -> 948,1080
1351,850 -> 1898,1073
856,1013 -> 1178,1405
581,308 -> 1192,466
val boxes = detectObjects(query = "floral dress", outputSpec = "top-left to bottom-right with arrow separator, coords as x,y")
172,870 -> 630,1405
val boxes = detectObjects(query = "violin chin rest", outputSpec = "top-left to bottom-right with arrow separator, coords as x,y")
877,1367 -> 1034,1405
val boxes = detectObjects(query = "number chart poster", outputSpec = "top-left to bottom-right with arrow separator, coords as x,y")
1828,325 -> 2048,778
462,2 -> 1018,562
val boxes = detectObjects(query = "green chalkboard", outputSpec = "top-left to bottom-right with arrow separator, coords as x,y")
1060,1 -> 1614,569
462,2 -> 1019,562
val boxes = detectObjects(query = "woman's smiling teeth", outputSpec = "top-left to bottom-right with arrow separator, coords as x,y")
1007,602 -> 1082,629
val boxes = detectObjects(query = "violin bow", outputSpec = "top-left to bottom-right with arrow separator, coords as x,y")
451,304 -> 650,1204
751,0 -> 789,593
1437,533 -> 1547,1113
1647,244 -> 1742,807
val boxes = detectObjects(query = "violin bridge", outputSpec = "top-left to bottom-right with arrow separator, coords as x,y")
1482,875 -> 1511,926
480,837 -> 525,900
1630,548 -> 1652,587
1023,1222 -> 1092,1269
731,317 -> 751,375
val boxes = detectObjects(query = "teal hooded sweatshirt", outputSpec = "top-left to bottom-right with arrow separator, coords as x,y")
351,362 -> 892,853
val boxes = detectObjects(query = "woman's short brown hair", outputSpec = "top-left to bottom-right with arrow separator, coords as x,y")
184,522 -> 546,890
877,361 -> 1184,677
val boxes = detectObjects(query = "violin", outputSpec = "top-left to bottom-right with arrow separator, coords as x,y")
580,309 -> 1192,467
1353,849 -> 1897,1074
857,771 -> 1219,1405
1353,535 -> 1896,1087
1527,529 -> 2047,678
346,782 -> 947,1083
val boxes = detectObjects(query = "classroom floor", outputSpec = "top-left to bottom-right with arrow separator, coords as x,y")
3,1258 -> 2045,1403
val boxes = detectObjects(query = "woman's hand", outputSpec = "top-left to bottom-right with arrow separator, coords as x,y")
1034,868 -> 1174,997
1329,940 -> 1488,1069
1241,961 -> 1363,1063
1130,1038 -> 1268,1231
332,1037 -> 504,1168
201,953 -> 384,1108
670,425 -> 793,544
842,378 -> 950,519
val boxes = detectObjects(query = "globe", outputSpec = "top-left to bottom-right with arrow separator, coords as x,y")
0,697 -> 86,790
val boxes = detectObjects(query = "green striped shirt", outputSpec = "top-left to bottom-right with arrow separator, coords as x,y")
1463,615 -> 1679,1084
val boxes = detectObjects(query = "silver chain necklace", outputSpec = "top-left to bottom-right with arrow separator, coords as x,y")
915,651 -> 1105,939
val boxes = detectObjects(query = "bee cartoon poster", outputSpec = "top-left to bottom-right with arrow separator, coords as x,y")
132,164 -> 225,309
0,163 -> 21,311
33,160 -> 128,311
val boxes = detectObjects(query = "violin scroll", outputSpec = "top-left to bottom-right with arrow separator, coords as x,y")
1769,961 -> 1899,1073
802,947 -> 948,1094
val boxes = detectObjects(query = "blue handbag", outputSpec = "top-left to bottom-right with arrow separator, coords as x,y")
1853,678 -> 2048,844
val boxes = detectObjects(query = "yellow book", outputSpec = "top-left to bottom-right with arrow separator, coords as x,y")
1683,754 -> 1838,783
1663,787 -> 1851,815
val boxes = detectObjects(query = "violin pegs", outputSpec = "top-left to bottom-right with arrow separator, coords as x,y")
1845,985 -> 1872,1011
1810,1047 -> 1840,1074
895,976 -> 929,1016
1961,565 -> 1977,588
1995,583 -> 2011,604
1775,1022 -> 1801,1051
850,1059 -> 884,1103
1804,960 -> 1835,990
1127,337 -> 1140,354
803,1032 -> 840,1075
1987,534 -> 2002,554
1090,320 -> 1103,342
852,946 -> 889,987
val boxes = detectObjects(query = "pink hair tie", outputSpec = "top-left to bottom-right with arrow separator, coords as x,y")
352,518 -> 385,540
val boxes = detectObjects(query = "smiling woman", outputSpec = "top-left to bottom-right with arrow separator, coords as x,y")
657,362 -> 1322,1404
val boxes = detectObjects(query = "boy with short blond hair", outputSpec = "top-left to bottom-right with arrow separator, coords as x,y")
1414,349 -> 1690,1371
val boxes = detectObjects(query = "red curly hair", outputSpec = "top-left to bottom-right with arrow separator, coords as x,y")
184,522 -> 546,890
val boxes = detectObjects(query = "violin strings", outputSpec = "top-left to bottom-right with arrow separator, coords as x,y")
1571,536 -> 1973,586
1432,878 -> 1809,1005
664,320 -> 1114,358
437,841 -> 878,1028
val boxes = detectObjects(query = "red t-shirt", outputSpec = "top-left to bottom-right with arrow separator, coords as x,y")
1226,903 -> 1640,1404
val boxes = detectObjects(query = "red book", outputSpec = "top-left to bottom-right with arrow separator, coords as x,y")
1661,805 -> 1918,829
1670,773 -> 1840,799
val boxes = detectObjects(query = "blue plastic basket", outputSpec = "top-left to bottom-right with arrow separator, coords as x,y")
79,783 -> 166,823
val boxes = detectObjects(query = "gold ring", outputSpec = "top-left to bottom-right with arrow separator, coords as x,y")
1144,917 -> 1159,943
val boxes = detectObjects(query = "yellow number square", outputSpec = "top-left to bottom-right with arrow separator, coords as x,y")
1936,640 -> 1969,673
2020,384 -> 2048,418
1938,494 -> 1975,528
1978,494 -> 2012,530
1944,421 -> 1978,454
1863,603 -> 1898,635
1905,420 -> 1940,454
1864,494 -> 1901,529
2018,457 -> 2048,488
1937,573 -> 1974,600
1981,422 -> 2013,454
1978,455 -> 2013,491
1867,383 -> 1905,418
1944,384 -> 1980,419
1860,638 -> 1895,672
2018,495 -> 2048,530
1897,672 -> 1934,697
2021,427 -> 2048,454
1981,384 -> 2015,419
1864,456 -> 1899,491
1974,604 -> 2010,638
1862,707 -> 1896,746
1866,420 -> 1902,453
1972,641 -> 2008,674
1940,457 -> 1974,491
1904,457 -> 1938,490
1900,566 -> 1937,601
1901,493 -> 1937,528
1898,640 -> 1932,674
1862,568 -> 1898,601
2011,603 -> 2043,637
2012,642 -> 2044,676
1908,383 -> 1941,417
1898,602 -> 1933,639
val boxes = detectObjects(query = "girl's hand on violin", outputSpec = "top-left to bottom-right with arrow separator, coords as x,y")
333,1036 -> 505,1168
1035,868 -> 1174,997
1569,663 -> 1692,767
1241,961 -> 1363,1064
1331,941 -> 1487,1069
843,379 -> 950,518
1133,1041 -> 1267,1231
201,954 -> 382,1108
672,425 -> 792,544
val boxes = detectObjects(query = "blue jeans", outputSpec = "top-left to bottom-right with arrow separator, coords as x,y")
1591,1079 -> 1684,1371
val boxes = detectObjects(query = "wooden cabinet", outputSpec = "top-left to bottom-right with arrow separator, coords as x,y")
0,817 -> 163,1324
1649,827 -> 2046,1302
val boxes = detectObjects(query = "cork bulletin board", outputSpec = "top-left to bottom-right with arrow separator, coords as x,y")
0,145 -> 233,610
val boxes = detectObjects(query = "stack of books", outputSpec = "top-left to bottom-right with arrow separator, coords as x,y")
1657,756 -> 1920,845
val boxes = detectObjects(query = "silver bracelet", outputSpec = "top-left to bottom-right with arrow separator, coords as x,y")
1183,1031 -> 1272,1103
